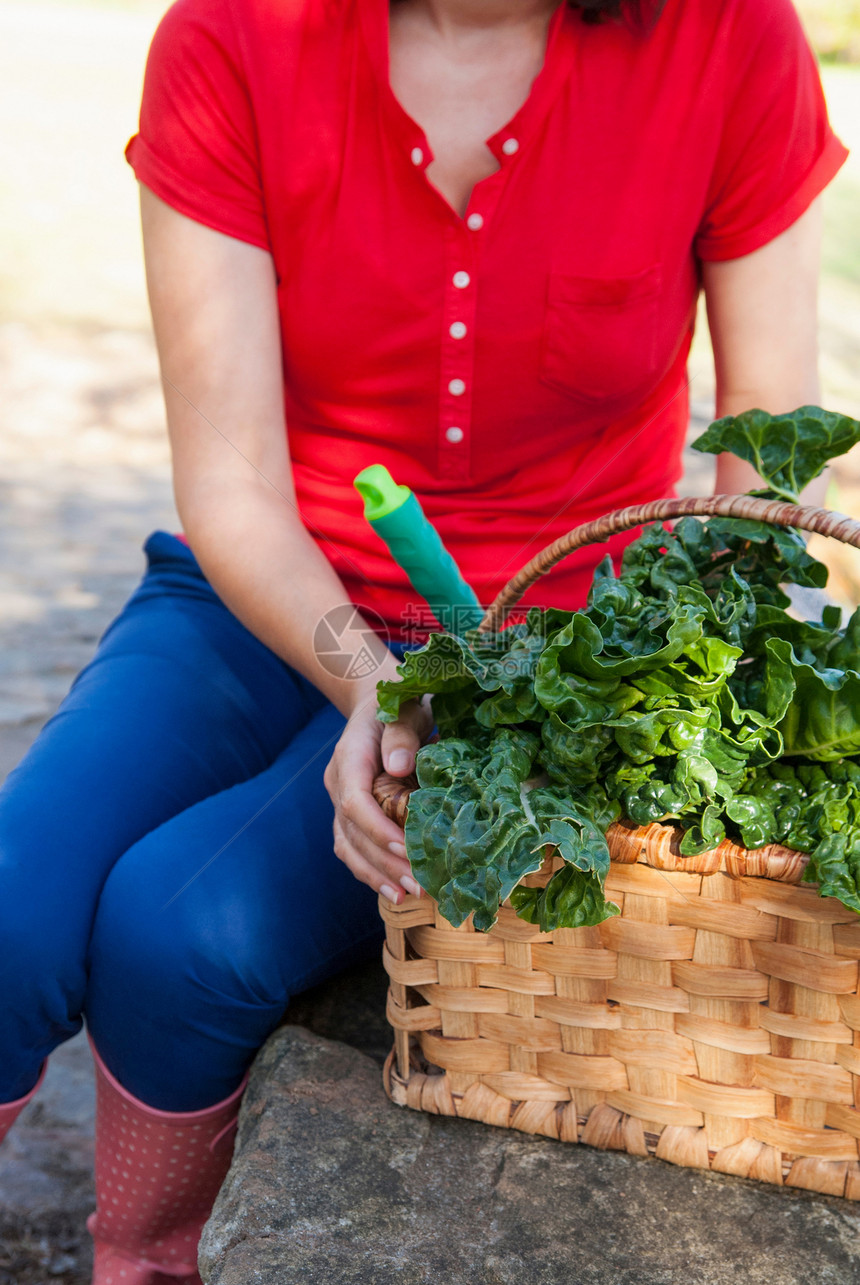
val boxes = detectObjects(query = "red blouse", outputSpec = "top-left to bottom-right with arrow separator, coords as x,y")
126,0 -> 846,639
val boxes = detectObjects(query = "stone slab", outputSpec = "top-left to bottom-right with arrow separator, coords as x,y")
199,1024 -> 860,1285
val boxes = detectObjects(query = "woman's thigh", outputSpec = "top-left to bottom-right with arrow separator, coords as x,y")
85,701 -> 383,1112
0,531 -> 326,1098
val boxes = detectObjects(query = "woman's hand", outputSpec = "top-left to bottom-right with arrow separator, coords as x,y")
324,682 -> 434,905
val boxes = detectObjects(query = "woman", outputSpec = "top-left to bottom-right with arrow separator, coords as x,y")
0,0 -> 846,1279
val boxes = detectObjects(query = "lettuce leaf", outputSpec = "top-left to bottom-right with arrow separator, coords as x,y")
764,637 -> 860,761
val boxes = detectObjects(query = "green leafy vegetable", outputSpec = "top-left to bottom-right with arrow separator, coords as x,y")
378,406 -> 860,930
692,405 -> 860,503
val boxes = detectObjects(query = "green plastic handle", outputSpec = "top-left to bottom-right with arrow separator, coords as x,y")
354,465 -> 484,635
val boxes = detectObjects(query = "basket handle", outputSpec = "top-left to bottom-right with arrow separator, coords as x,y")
478,495 -> 860,633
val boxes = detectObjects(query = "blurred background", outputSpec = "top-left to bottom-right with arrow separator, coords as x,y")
0,2 -> 857,1282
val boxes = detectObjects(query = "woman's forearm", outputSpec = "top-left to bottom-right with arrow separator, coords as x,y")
178,475 -> 402,719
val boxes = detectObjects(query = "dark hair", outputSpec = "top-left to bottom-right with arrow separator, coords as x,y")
570,0 -> 665,26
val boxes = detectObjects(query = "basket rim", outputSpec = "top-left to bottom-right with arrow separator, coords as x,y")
372,772 -> 817,887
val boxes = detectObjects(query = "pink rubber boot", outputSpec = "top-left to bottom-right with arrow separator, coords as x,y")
87,1041 -> 247,1285
0,1062 -> 48,1146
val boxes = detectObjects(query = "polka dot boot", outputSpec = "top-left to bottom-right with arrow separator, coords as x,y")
87,1039 -> 247,1285
0,1061 -> 47,1147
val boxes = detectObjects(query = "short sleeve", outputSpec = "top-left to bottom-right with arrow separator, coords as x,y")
694,0 -> 848,262
125,0 -> 270,250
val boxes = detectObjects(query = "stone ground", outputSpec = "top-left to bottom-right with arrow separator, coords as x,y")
1,2 -> 860,1282
199,1019 -> 860,1285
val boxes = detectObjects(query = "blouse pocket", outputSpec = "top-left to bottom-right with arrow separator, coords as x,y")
539,265 -> 663,408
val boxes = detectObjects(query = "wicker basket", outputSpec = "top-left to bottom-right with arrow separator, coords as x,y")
373,493 -> 860,1199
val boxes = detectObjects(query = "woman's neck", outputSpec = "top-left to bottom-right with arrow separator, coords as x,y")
389,0 -> 561,216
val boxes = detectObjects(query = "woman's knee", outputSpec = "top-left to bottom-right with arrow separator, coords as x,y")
85,823 -> 295,1109
87,825 -> 289,1024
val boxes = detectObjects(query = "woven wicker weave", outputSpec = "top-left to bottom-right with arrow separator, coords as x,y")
373,495 -> 860,1198
376,809 -> 860,1198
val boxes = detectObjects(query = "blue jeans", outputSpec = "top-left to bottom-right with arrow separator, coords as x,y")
0,531 -> 390,1111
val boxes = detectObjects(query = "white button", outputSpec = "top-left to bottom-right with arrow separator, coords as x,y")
501,137 -> 519,156
411,146 -> 424,166
452,271 -> 470,289
466,213 -> 484,231
445,426 -> 464,444
448,379 -> 466,396
449,322 -> 467,339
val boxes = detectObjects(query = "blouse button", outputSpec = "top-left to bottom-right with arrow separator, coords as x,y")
452,271 -> 471,289
410,147 -> 424,166
446,426 -> 464,444
449,322 -> 467,339
501,137 -> 519,156
448,379 -> 466,396
466,213 -> 484,231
